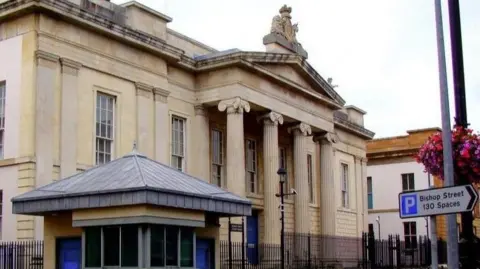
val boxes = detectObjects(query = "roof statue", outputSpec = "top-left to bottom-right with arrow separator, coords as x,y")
264,5 -> 308,58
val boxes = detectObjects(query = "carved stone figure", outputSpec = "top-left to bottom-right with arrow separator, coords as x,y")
269,5 -> 300,44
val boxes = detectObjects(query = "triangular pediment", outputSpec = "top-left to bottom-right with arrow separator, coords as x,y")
251,59 -> 345,106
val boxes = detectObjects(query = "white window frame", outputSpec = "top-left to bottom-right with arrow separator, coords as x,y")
245,138 -> 257,194
211,129 -> 224,187
171,115 -> 186,172
0,81 -> 5,160
95,92 -> 115,165
402,173 -> 415,191
341,163 -> 349,208
307,153 -> 314,203
367,176 -> 373,209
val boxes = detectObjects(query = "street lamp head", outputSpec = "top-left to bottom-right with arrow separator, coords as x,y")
277,167 -> 287,183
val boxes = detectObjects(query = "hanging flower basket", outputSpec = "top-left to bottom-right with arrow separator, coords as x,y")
415,126 -> 480,183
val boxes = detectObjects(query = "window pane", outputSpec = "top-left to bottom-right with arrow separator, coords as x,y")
121,225 -> 138,267
151,225 -> 165,267
402,174 -> 408,190
165,227 -> 178,266
85,227 -> 101,267
180,229 -> 194,267
104,226 -> 120,266
367,177 -> 372,193
409,174 -> 415,190
368,194 -> 373,209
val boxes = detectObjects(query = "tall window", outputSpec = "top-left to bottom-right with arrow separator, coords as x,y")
245,139 -> 257,193
403,222 -> 417,249
0,82 -> 5,159
402,173 -> 415,191
171,116 -> 186,171
341,163 -> 349,208
211,129 -> 223,187
84,225 -> 194,268
279,147 -> 288,191
95,93 -> 115,165
307,154 -> 314,203
367,176 -> 373,209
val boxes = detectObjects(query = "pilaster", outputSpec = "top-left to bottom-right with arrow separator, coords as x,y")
59,58 -> 81,178
354,156 -> 363,237
135,82 -> 154,158
34,50 -> 59,240
258,111 -> 283,244
153,87 -> 170,164
193,105 -> 210,181
361,157 -> 368,232
288,122 -> 312,234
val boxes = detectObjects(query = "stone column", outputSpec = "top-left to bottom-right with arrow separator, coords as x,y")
258,111 -> 284,244
317,132 -> 338,237
34,50 -> 59,240
218,97 -> 250,197
59,58 -> 81,178
288,123 -> 312,234
153,87 -> 170,164
135,82 -> 154,158
193,105 -> 210,181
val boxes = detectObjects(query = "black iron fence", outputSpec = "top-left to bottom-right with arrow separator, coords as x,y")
0,241 -> 43,269
221,232 -> 447,269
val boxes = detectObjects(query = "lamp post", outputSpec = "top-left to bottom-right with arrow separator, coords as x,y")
276,168 -> 296,269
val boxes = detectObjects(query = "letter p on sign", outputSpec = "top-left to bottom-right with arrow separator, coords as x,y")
401,194 -> 418,216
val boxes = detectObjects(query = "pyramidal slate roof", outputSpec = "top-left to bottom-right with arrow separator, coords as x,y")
12,151 -> 251,216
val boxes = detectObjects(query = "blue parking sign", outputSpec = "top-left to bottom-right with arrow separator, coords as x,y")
400,194 -> 418,217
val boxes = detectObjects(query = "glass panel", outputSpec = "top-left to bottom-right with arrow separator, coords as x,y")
367,177 -> 372,193
165,227 -> 178,266
180,229 -> 194,267
402,174 -> 408,191
151,225 -> 165,267
103,226 -> 120,266
368,194 -> 373,209
409,174 -> 415,190
121,225 -> 138,267
85,227 -> 101,267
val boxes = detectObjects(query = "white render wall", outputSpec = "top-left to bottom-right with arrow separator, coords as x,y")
0,35 -> 23,241
367,161 -> 431,239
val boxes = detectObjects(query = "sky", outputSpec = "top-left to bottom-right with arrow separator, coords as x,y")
113,0 -> 480,138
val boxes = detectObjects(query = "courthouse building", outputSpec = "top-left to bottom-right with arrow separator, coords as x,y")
0,0 -> 374,247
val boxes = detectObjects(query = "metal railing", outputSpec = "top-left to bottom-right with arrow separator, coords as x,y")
0,241 -> 43,269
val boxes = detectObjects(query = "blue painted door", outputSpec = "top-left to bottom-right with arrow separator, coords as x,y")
57,238 -> 81,269
196,239 -> 212,269
247,214 -> 258,264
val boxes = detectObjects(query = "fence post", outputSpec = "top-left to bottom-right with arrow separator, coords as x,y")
228,218 -> 232,269
307,233 -> 311,269
241,217 -> 245,269
395,235 -> 401,268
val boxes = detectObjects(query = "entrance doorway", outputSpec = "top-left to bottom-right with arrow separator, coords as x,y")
56,237 -> 81,269
196,238 -> 214,269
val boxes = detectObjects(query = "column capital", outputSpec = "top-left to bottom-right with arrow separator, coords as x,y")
35,50 -> 59,69
60,58 -> 82,75
218,97 -> 250,114
153,87 -> 170,103
288,122 -> 312,136
194,104 -> 208,116
313,132 -> 338,144
257,111 -> 284,126
135,82 -> 154,98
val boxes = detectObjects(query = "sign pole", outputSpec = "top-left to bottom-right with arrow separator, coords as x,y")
434,0 -> 460,268
429,186 -> 439,269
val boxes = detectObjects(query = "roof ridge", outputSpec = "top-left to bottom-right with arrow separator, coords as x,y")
132,154 -> 148,187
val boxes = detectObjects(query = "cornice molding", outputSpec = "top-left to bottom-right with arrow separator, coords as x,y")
153,87 -> 170,103
194,105 -> 208,116
60,57 -> 82,69
35,50 -> 59,63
